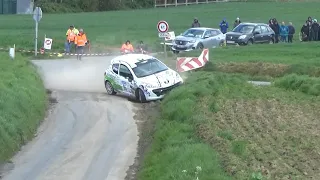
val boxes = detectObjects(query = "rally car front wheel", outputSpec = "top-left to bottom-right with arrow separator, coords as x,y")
135,89 -> 146,103
105,81 -> 116,95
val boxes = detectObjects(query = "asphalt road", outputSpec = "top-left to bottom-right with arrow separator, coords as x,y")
1,56 -> 138,180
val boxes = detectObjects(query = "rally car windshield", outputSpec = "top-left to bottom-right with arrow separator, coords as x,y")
132,58 -> 168,78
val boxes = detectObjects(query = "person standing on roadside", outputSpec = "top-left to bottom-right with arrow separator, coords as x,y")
280,21 -> 289,42
300,21 -> 309,42
219,18 -> 229,34
233,17 -> 241,29
65,25 -> 79,53
191,18 -> 201,28
287,22 -> 295,43
272,18 -> 280,43
307,20 -> 312,41
311,19 -> 319,41
74,28 -> 87,60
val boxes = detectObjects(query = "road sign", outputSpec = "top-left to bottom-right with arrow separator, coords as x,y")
33,7 -> 42,23
157,20 -> 169,33
158,32 -> 168,38
44,38 -> 53,50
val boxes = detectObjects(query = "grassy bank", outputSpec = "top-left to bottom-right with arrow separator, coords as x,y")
138,72 -> 320,180
0,53 -> 47,162
0,2 -> 319,52
162,43 -> 320,77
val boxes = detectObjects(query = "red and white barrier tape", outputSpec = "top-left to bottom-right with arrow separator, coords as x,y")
0,47 -> 111,56
176,49 -> 209,72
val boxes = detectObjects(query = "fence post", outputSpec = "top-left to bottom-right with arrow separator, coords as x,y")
165,0 -> 167,7
175,0 -> 177,6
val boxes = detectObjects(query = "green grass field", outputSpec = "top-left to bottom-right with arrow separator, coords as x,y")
139,72 -> 320,180
0,1 -> 320,53
0,53 -> 47,163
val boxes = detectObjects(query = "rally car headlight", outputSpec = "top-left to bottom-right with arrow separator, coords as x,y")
189,40 -> 196,43
239,35 -> 247,39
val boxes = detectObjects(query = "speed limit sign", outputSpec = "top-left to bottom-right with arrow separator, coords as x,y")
157,20 -> 169,33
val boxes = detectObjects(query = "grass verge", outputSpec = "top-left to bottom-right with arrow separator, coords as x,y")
138,71 -> 320,180
0,52 -> 47,163
159,43 -> 320,78
274,74 -> 320,96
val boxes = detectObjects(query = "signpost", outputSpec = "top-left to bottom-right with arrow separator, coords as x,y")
157,20 -> 169,58
33,7 -> 42,56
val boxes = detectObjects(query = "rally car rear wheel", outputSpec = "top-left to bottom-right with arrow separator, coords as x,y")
105,81 -> 116,95
136,89 -> 146,103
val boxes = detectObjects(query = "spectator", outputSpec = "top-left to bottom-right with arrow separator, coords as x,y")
287,22 -> 295,43
272,18 -> 280,43
311,19 -> 319,41
137,41 -> 148,53
280,21 -> 289,42
300,21 -> 309,42
219,18 -> 229,34
307,20 -> 312,41
121,40 -> 134,54
192,18 -> 201,28
307,16 -> 313,24
233,17 -> 241,29
268,18 -> 273,26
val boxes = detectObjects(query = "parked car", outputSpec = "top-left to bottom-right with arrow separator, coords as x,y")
104,54 -> 183,102
171,27 -> 225,53
225,22 -> 275,45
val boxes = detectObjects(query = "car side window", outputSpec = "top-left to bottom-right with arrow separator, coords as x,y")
260,26 -> 268,33
119,64 -> 133,79
211,30 -> 219,36
267,26 -> 273,32
112,63 -> 119,74
204,30 -> 211,37
254,26 -> 262,33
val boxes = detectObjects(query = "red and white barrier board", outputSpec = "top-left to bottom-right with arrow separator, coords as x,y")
176,49 -> 209,72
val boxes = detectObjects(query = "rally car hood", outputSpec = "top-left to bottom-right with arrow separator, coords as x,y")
138,69 -> 180,89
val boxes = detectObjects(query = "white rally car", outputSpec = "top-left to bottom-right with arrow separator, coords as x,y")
104,54 -> 183,102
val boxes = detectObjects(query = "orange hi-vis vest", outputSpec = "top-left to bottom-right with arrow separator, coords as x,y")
121,44 -> 133,51
75,33 -> 87,47
66,29 -> 78,42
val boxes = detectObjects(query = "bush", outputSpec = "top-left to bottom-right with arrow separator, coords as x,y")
274,74 -> 320,96
0,53 -> 47,162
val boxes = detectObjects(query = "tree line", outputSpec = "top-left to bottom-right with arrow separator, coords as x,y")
34,0 -> 154,13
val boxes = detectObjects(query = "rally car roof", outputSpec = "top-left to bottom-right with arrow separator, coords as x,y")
111,54 -> 157,68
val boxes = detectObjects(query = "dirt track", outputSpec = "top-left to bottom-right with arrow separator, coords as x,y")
1,56 -> 139,180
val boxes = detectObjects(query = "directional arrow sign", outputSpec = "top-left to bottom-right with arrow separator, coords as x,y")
33,7 -> 42,23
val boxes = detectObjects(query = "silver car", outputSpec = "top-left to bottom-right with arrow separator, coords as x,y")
171,27 -> 226,54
